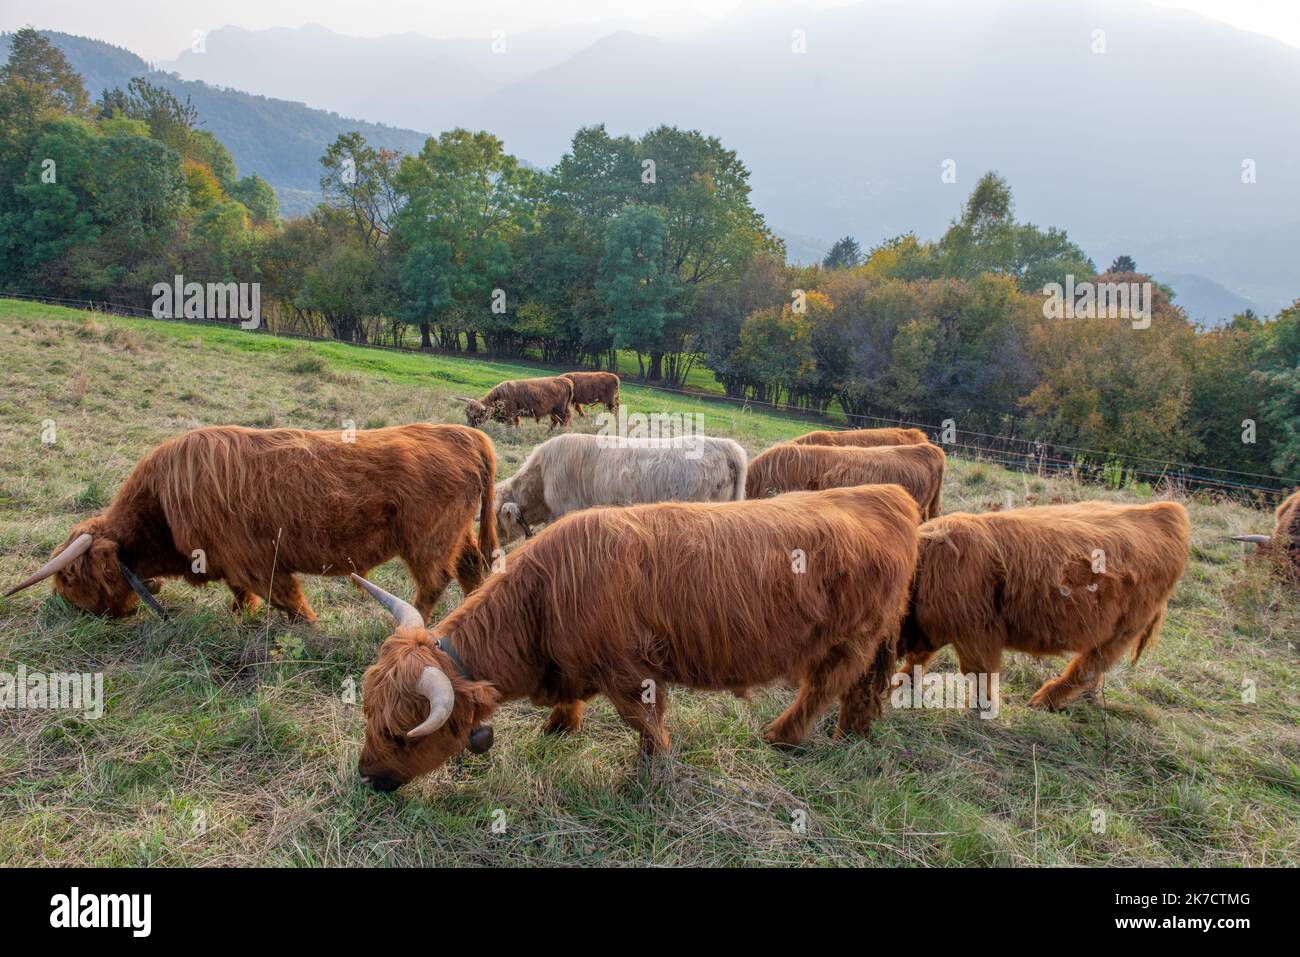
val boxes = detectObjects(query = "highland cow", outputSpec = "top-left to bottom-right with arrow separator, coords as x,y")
458,376 -> 574,430
4,425 -> 498,622
888,500 -> 1190,711
352,484 -> 921,791
746,442 -> 945,520
1231,489 -> 1300,584
791,427 -> 930,448
560,371 -> 621,417
494,432 -> 747,543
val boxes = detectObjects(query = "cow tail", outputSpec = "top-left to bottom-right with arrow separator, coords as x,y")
477,437 -> 499,569
731,444 -> 748,500
1130,606 -> 1167,665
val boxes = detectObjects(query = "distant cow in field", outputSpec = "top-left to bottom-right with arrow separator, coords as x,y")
351,484 -> 921,791
3,425 -> 498,623
458,376 -> 574,430
791,427 -> 930,448
745,442 -> 945,520
494,433 -> 747,543
1231,489 -> 1299,584
890,500 -> 1190,711
561,371 -> 620,417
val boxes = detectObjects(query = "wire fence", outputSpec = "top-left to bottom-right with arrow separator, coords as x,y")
4,290 -> 1293,508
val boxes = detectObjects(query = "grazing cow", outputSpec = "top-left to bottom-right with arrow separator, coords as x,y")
746,442 -> 945,520
494,433 -> 747,543
352,484 -> 921,791
561,371 -> 620,417
1231,489 -> 1300,583
791,427 -> 929,448
3,425 -> 498,623
889,500 -> 1190,711
458,376 -> 574,431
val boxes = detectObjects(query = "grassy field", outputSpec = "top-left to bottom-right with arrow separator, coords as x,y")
1,299 -> 1297,866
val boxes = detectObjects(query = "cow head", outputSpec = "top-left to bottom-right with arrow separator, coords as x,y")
352,574 -> 499,791
496,500 -> 534,544
3,521 -> 164,618
461,398 -> 489,426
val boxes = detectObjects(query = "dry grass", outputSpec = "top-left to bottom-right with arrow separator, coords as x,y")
1,301 -> 1297,866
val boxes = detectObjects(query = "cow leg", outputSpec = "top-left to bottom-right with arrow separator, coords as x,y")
402,560 -> 452,624
838,629 -> 906,737
573,402 -> 587,417
1028,636 -> 1128,711
610,689 -> 670,756
765,641 -> 864,747
542,700 -> 587,735
228,585 -> 262,616
452,530 -> 486,594
268,573 -> 317,623
954,643 -> 1002,683
901,647 -> 938,677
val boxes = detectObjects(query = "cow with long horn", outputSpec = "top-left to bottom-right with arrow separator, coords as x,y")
1230,488 -> 1300,583
353,484 -> 921,792
4,424 -> 499,622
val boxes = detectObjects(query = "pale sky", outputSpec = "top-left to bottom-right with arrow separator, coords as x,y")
4,0 -> 1299,61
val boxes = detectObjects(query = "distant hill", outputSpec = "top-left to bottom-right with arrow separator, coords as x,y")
148,2 -> 1298,314
1162,274 -> 1259,327
0,30 -> 431,217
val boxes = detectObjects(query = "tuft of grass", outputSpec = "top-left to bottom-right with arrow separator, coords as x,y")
0,298 -> 1297,867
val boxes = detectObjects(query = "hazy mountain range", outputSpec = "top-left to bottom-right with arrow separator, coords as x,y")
9,0 -> 1297,322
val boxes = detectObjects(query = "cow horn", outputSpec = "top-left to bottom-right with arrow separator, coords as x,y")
453,396 -> 477,403
3,533 -> 93,597
349,573 -> 424,629
407,665 -> 455,739
1229,534 -> 1271,544
117,561 -> 169,620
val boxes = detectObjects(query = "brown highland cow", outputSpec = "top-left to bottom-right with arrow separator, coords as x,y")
352,484 -> 921,791
458,376 -> 574,430
893,500 -> 1190,710
4,424 -> 498,623
746,441 -> 945,520
560,370 -> 620,416
790,427 -> 930,448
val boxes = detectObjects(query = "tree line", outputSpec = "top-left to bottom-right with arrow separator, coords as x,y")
1,28 -> 1296,482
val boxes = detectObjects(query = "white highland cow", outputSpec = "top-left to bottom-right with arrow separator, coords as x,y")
494,433 -> 748,543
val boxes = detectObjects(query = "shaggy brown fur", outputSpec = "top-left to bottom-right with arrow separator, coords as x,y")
358,484 -> 921,788
745,442 -> 945,520
1245,490 -> 1300,584
561,371 -> 620,416
21,425 -> 497,622
465,376 -> 574,430
791,427 -> 930,448
891,500 -> 1190,711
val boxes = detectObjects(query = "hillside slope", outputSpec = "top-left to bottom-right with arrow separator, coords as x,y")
0,30 -> 431,217
0,300 -> 1296,866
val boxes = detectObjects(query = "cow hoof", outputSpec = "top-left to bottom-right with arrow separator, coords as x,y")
1027,689 -> 1066,711
763,726 -> 806,750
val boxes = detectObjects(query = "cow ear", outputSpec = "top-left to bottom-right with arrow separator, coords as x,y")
462,679 -> 501,725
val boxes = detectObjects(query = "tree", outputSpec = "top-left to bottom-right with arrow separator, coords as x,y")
393,129 -> 533,350
321,131 -> 401,249
121,77 -> 197,154
1109,254 -> 1137,274
597,205 -> 677,377
1251,301 -> 1300,475
0,28 -> 89,141
229,173 -> 280,223
822,236 -> 863,270
935,172 -> 1094,291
